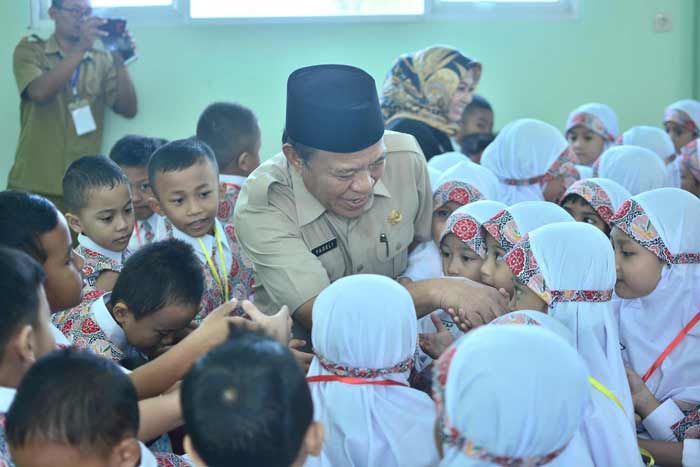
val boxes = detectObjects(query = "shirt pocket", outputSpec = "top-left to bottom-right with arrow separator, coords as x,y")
375,223 -> 414,278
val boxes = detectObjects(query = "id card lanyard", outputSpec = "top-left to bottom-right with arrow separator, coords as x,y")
197,227 -> 230,302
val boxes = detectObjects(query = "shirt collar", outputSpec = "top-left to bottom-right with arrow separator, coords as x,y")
0,387 -> 16,413
219,174 -> 247,187
289,162 -> 392,227
90,293 -> 128,351
45,34 -> 94,60
78,235 -> 124,264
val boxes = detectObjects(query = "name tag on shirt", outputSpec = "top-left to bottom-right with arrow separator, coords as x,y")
69,100 -> 97,136
311,238 -> 338,257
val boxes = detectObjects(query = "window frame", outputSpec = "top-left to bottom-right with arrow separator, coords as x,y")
29,0 -> 578,29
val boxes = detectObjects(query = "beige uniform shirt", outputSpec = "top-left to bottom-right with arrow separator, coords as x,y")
9,34 -> 118,196
234,131 -> 432,334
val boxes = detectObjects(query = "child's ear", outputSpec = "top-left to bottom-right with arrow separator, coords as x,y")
11,325 -> 38,367
183,435 -> 207,467
110,437 -> 140,467
111,302 -> 133,327
147,196 -> 163,217
64,213 -> 83,235
302,421 -> 324,457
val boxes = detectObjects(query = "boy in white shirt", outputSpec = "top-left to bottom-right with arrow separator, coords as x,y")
109,135 -> 168,252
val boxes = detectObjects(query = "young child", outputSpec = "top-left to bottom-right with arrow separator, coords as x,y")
663,99 -> 700,153
148,138 -> 252,322
6,349 -> 187,466
479,201 -> 574,297
433,325 -> 592,467
609,188 -> 700,462
196,102 -> 261,226
505,222 -> 643,466
680,138 -> 700,197
109,135 -> 168,251
56,239 -> 203,366
481,118 -> 579,205
181,327 -> 323,467
595,145 -> 667,195
618,125 -> 680,188
560,177 -> 632,236
306,274 -> 438,467
63,155 -> 135,298
565,103 -> 619,167
403,160 -> 498,282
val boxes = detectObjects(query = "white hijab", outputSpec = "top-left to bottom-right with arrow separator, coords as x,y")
510,223 -> 642,465
435,325 -> 590,467
665,99 -> 700,133
436,161 -> 502,202
565,103 -> 620,146
619,126 -> 680,188
596,145 -> 668,195
306,274 -> 438,467
428,151 -> 470,173
482,201 -> 574,253
561,177 -> 632,228
481,119 -> 576,205
612,188 -> 700,404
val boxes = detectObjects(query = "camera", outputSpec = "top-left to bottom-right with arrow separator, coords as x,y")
98,18 -> 135,63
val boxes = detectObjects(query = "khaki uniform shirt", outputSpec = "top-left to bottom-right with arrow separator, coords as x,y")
9,34 -> 118,196
234,131 -> 432,338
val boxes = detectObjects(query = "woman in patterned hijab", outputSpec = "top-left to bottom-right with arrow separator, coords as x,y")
381,46 -> 482,160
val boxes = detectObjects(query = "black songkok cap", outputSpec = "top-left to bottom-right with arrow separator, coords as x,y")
285,64 -> 385,153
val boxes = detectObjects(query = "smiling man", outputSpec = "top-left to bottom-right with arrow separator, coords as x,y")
8,0 -> 138,212
234,65 -> 507,342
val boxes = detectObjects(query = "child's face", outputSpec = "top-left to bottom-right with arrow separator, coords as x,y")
562,195 -> 608,234
460,108 -> 493,138
611,227 -> 664,299
542,176 -> 568,204
509,278 -> 548,313
39,214 -> 84,312
665,122 -> 695,153
566,126 -> 605,166
69,184 -> 135,252
116,302 -> 198,358
681,165 -> 700,197
480,233 -> 514,295
152,159 -> 221,238
440,233 -> 484,283
120,165 -> 154,221
432,201 -> 461,244
10,439 -> 140,467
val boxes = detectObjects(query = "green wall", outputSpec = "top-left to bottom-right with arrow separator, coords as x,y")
0,0 -> 697,188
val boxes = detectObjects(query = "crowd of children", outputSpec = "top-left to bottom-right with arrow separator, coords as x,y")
1,63 -> 700,467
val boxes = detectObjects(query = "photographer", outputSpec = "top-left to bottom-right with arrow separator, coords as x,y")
8,0 -> 137,211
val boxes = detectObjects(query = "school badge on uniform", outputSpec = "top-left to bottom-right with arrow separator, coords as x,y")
388,209 -> 402,225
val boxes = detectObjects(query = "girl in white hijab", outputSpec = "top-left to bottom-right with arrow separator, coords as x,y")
664,99 -> 700,153
481,119 -> 579,205
560,177 -> 632,236
305,274 -> 438,467
433,324 -> 591,467
565,102 -> 619,166
619,126 -> 680,188
595,145 -> 668,195
404,161 -> 497,282
609,188 -> 700,445
504,222 -> 643,466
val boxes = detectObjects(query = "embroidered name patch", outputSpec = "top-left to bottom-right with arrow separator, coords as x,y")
312,238 -> 338,257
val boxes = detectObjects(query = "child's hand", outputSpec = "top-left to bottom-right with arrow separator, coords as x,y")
241,300 -> 292,344
289,339 -> 313,373
626,366 -> 660,419
419,314 -> 456,359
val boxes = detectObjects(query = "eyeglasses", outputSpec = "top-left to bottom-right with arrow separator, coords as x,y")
56,5 -> 93,18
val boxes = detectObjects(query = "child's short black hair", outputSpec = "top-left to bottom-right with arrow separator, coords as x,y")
182,327 -> 313,467
147,137 -> 217,195
62,155 -> 129,213
463,95 -> 493,118
196,102 -> 260,170
111,239 -> 204,320
0,247 -> 45,360
6,348 -> 139,457
0,190 -> 59,263
109,135 -> 169,168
